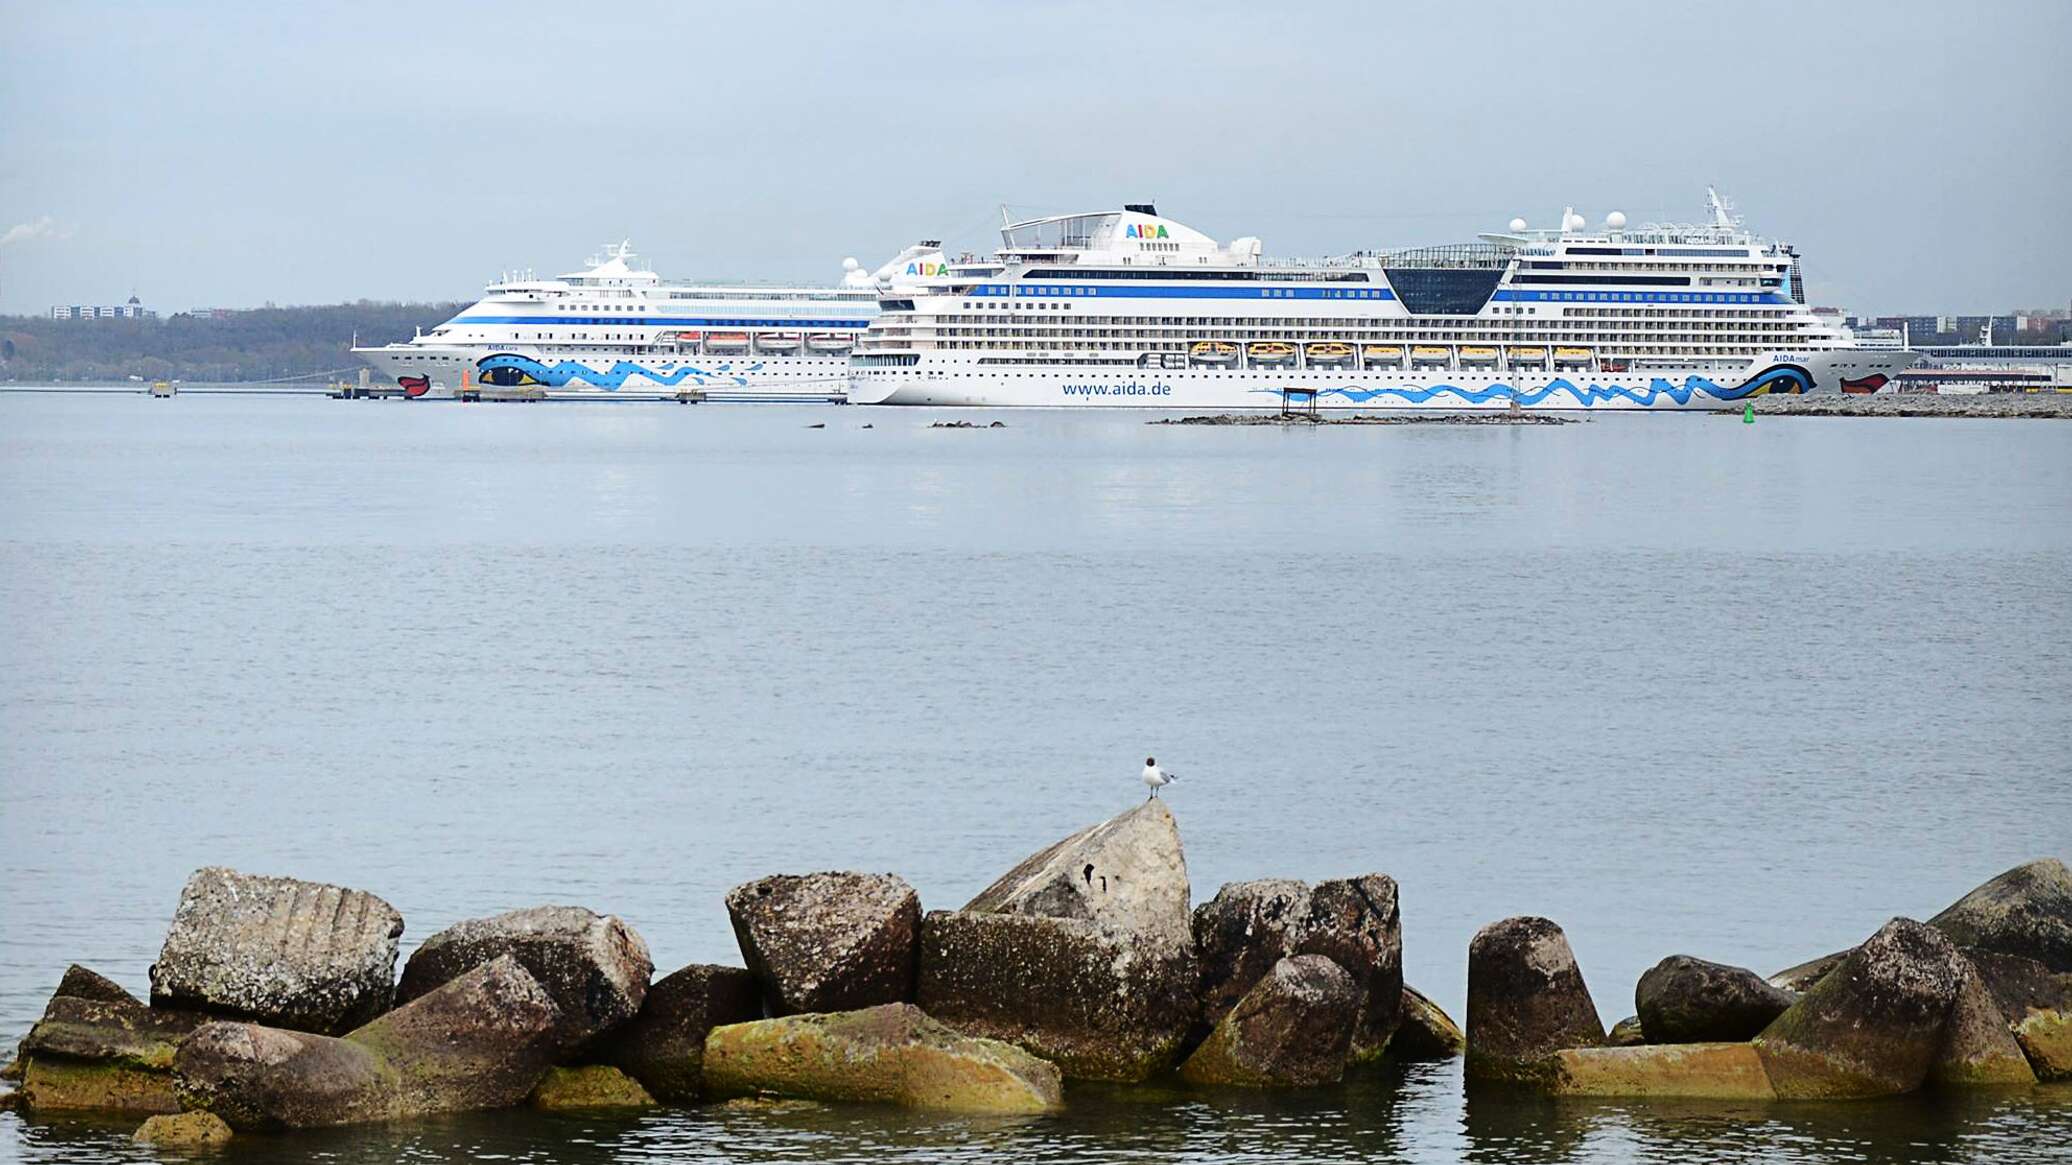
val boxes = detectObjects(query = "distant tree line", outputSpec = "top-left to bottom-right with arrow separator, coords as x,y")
0,301 -> 466,383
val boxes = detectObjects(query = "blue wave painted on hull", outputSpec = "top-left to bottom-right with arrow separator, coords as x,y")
1245,365 -> 1813,408
475,355 -> 767,389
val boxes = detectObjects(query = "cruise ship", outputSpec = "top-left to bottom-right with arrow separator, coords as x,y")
352,242 -> 925,400
849,192 -> 1917,409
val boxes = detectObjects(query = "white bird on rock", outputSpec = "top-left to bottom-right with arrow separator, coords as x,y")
1141,756 -> 1178,800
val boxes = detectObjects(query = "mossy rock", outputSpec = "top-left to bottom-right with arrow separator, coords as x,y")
20,1057 -> 179,1115
2013,1009 -> 2071,1081
133,1110 -> 234,1147
529,1065 -> 656,1111
705,1003 -> 1061,1114
1549,1043 -> 1778,1100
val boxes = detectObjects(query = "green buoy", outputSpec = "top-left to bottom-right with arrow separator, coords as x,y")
1743,403 -> 1755,424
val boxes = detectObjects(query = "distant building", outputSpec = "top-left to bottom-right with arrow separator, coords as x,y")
50,295 -> 156,321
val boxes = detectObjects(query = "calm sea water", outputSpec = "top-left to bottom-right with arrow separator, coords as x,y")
3,391 -> 2069,1162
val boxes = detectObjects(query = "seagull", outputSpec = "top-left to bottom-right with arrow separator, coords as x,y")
1141,756 -> 1178,800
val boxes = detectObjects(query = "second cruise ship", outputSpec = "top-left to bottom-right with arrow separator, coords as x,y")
353,242 -> 934,400
850,191 -> 1916,408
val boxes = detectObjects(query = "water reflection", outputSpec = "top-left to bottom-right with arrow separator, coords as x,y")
9,1074 -> 2069,1164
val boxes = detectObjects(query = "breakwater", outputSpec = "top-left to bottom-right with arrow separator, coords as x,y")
1739,393 -> 2072,418
4,802 -> 2065,1145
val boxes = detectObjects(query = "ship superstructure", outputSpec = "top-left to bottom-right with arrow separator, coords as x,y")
850,192 -> 1917,408
353,243 -> 893,400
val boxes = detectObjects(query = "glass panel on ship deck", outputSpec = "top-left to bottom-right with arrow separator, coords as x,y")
1002,214 -> 1117,251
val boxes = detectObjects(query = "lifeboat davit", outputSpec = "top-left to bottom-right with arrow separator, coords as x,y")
1554,346 -> 1593,365
1411,345 -> 1452,366
1190,340 -> 1239,365
807,332 -> 854,352
1305,342 -> 1355,365
1507,346 -> 1548,365
756,331 -> 803,353
705,332 -> 751,353
1459,345 -> 1498,365
1249,341 -> 1297,365
1362,344 -> 1405,366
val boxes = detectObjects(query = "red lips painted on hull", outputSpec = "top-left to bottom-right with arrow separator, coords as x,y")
399,375 -> 431,398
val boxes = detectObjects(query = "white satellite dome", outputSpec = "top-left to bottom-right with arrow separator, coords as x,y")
1605,211 -> 1627,229
1509,217 -> 1528,232
842,257 -> 860,271
1564,212 -> 1586,230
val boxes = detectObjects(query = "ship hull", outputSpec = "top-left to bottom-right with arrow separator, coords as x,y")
850,349 -> 1917,409
351,345 -> 853,401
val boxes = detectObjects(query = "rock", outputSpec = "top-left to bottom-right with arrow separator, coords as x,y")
529,1065 -> 655,1111
917,909 -> 1197,1082
1464,917 -> 1605,1085
1927,961 -> 2036,1086
397,905 -> 652,1052
1179,955 -> 1358,1087
1928,858 -> 2072,973
0,1085 -> 16,1112
594,962 -> 763,1103
133,1110 -> 234,1147
717,1095 -> 828,1114
1636,956 -> 1797,1043
1193,879 -> 1311,1026
149,867 -> 404,1035
1547,1043 -> 1778,1100
17,966 -> 207,1115
1768,949 -> 1849,993
173,955 -> 563,1128
1389,985 -> 1464,1059
1190,874 -> 1402,1061
724,872 -> 920,1016
1301,876 -> 1404,1061
1607,1016 -> 1646,1047
964,800 -> 1191,948
703,1003 -> 1061,1114
1766,857 -> 2072,994
1965,948 -> 2072,1081
1753,918 -> 1969,1098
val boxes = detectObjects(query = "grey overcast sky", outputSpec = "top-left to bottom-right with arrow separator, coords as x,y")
2,0 -> 2067,316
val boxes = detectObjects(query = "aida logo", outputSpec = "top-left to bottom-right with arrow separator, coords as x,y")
904,261 -> 948,276
1124,223 -> 1170,239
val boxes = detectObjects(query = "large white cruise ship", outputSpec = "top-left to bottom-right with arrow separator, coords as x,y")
352,242 -> 925,400
849,192 -> 1917,409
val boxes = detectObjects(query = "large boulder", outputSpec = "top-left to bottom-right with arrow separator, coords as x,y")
16,966 -> 207,1115
174,955 -> 562,1128
1635,956 -> 1797,1043
1928,960 -> 2037,1086
1607,1016 -> 1647,1047
1548,1043 -> 1778,1100
593,962 -> 763,1103
1179,955 -> 1358,1087
703,1003 -> 1061,1114
1965,948 -> 2072,1081
1928,858 -> 2072,973
1390,984 -> 1465,1059
1753,918 -> 1969,1098
1190,874 -> 1403,1062
917,909 -> 1197,1082
396,905 -> 652,1052
964,800 -> 1191,948
149,868 -> 404,1035
1465,917 -> 1605,1085
725,872 -> 920,1016
1193,879 -> 1311,1025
